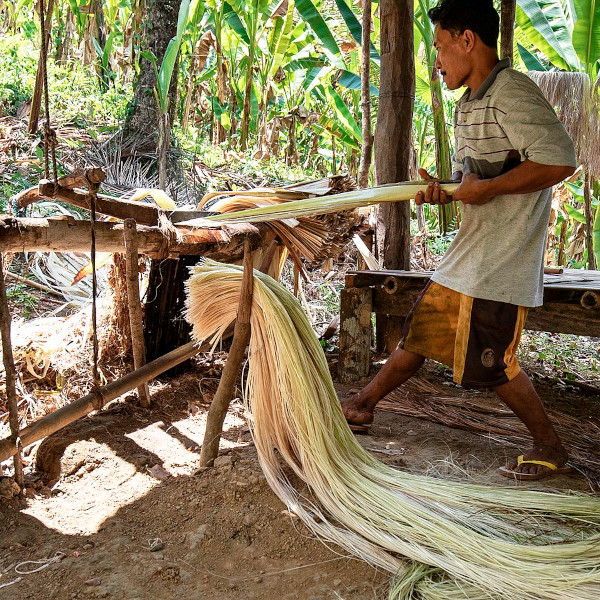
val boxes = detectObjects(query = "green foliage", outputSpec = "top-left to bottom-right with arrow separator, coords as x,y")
0,36 -> 37,115
6,284 -> 37,319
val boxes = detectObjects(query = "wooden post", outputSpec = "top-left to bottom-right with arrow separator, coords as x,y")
199,239 -> 254,467
374,0 -> 415,352
0,253 -> 24,487
338,287 -> 373,383
500,0 -> 517,63
124,219 -> 151,407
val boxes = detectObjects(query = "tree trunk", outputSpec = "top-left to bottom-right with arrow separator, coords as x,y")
500,0 -> 516,63
358,0 -> 373,189
122,0 -> 179,152
374,0 -> 415,352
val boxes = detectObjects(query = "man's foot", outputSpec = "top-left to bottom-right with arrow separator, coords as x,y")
499,443 -> 570,480
340,391 -> 375,429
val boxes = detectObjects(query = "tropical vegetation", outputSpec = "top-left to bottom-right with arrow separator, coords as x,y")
0,0 -> 598,267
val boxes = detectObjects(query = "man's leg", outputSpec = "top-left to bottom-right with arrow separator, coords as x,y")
341,347 -> 425,426
494,370 -> 568,475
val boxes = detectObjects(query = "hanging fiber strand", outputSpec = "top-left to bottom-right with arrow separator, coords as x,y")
185,261 -> 600,600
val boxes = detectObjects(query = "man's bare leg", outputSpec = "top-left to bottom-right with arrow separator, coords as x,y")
494,371 -> 568,476
341,348 -> 425,426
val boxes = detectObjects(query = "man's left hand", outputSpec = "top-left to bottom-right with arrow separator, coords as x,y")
453,173 -> 493,206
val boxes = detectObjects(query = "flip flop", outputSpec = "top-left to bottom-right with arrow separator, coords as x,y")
347,422 -> 371,435
498,455 -> 572,481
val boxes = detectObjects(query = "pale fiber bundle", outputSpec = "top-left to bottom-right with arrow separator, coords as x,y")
185,261 -> 600,600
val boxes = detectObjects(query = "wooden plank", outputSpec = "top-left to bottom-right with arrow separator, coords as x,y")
338,287 -> 373,383
346,268 -> 600,292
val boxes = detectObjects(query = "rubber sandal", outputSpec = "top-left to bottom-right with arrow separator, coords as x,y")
498,455 -> 572,481
347,422 -> 371,435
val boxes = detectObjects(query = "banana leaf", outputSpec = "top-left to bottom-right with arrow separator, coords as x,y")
516,1 -> 580,70
336,70 -> 379,96
333,0 -> 380,65
325,84 -> 362,143
295,0 -> 341,57
517,42 -> 550,70
572,0 -> 600,70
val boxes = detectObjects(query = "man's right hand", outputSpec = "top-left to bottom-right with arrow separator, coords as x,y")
415,168 -> 454,206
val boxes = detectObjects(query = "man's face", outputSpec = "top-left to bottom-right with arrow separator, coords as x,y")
433,25 -> 471,90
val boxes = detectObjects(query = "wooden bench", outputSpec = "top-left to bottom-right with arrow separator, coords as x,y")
338,269 -> 600,383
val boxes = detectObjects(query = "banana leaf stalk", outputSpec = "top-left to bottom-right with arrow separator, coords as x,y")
180,181 -> 459,226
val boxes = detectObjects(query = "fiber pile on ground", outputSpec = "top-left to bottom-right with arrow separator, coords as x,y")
186,261 -> 600,600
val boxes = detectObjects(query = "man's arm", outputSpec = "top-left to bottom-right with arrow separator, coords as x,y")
453,160 -> 576,206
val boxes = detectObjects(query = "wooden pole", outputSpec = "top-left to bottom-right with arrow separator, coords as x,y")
358,0 -> 373,189
28,0 -> 56,135
124,219 -> 151,407
500,0 -> 517,63
374,0 -> 415,352
0,253 -> 24,487
199,239 -> 254,467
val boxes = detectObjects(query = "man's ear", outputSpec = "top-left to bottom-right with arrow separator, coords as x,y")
463,29 -> 476,53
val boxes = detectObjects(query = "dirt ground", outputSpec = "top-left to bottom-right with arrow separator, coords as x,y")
0,360 -> 598,600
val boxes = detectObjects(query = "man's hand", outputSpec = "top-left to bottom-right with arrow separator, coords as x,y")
415,168 -> 453,206
453,173 -> 493,206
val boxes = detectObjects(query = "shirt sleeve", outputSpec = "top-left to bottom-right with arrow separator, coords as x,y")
498,80 -> 577,168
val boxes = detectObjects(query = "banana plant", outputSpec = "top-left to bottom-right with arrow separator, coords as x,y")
516,0 -> 600,267
415,0 -> 457,232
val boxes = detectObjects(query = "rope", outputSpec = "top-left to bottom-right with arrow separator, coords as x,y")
39,0 -> 58,192
14,552 -> 66,575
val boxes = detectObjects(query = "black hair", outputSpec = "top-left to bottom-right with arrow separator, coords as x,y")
428,0 -> 499,49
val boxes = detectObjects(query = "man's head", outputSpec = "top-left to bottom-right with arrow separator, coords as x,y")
428,0 -> 500,90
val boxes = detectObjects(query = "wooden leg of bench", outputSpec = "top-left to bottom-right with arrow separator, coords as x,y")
338,288 -> 373,383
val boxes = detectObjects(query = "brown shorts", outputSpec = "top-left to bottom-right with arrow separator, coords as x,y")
400,281 -> 528,388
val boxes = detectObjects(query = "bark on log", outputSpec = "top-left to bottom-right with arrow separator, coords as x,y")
124,220 -> 151,407
199,239 -> 254,467
0,215 -> 262,258
374,0 -> 415,352
338,287 -> 373,383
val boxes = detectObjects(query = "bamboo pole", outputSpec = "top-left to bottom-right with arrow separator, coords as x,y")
0,337 -> 230,464
199,239 -> 254,467
0,253 -> 24,487
124,219 -> 151,407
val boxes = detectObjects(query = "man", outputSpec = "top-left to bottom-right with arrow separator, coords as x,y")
342,0 -> 577,480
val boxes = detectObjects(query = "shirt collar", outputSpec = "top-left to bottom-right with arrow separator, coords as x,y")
468,57 -> 511,101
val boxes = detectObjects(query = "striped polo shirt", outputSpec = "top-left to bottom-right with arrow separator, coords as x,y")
432,59 -> 577,307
